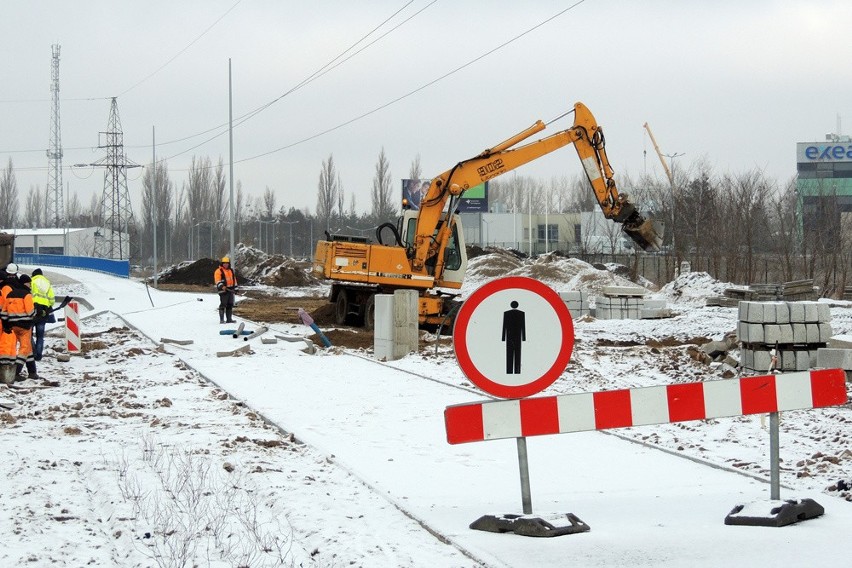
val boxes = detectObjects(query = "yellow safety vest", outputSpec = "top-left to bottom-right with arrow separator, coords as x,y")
31,274 -> 55,308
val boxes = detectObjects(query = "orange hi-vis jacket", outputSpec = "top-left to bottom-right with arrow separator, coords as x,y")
0,281 -> 35,366
1,282 -> 35,330
214,265 -> 237,290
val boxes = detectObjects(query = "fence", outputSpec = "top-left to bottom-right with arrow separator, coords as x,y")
13,253 -> 130,278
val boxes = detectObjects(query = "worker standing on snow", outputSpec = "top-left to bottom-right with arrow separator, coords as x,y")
214,256 -> 238,324
0,264 -> 18,384
0,272 -> 38,383
30,268 -> 55,361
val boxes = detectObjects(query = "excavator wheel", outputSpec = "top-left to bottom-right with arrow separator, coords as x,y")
334,291 -> 350,325
362,295 -> 376,331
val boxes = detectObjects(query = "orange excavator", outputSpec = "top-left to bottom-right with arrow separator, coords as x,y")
313,102 -> 662,328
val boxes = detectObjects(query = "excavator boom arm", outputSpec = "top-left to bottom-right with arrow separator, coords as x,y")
412,103 -> 661,274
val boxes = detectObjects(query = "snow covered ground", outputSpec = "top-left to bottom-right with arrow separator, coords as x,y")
1,264 -> 851,567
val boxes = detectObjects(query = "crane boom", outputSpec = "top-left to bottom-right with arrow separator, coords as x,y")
643,122 -> 674,186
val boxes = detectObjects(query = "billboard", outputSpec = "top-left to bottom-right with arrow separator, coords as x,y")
401,179 -> 489,212
797,142 -> 852,164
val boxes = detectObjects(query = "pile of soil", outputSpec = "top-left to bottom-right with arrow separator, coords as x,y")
235,244 -> 319,287
157,259 -> 252,287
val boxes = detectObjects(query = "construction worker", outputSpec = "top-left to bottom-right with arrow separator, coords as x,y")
30,268 -> 55,361
0,272 -> 37,383
214,256 -> 237,324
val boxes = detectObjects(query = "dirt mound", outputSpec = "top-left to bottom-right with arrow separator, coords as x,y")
158,259 -> 252,287
234,243 -> 318,287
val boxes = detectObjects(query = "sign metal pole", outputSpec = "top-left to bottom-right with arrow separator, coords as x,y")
516,437 -> 533,514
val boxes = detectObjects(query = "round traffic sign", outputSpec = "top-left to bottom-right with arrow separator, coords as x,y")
453,276 -> 574,399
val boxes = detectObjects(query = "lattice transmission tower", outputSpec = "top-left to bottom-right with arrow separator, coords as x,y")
46,44 -> 64,228
93,97 -> 139,260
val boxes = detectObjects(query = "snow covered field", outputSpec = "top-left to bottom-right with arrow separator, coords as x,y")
1,263 -> 851,567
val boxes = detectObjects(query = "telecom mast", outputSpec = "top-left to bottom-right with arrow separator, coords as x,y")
46,44 -> 64,228
93,98 -> 139,259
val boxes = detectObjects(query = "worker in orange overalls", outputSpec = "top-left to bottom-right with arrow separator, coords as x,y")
1,272 -> 37,383
213,256 -> 238,324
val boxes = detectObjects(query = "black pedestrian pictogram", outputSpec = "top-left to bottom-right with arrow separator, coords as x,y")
502,300 -> 526,374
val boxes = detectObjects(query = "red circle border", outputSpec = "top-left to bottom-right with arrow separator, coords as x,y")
453,276 -> 574,399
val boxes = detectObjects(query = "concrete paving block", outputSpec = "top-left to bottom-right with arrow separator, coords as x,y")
737,322 -> 749,343
828,334 -> 852,348
738,301 -> 750,322
809,349 -> 819,368
803,302 -> 819,323
640,308 -> 672,319
806,323 -> 820,344
595,296 -> 611,307
817,348 -> 852,370
796,350 -> 811,370
602,286 -> 645,297
747,323 -> 764,344
760,303 -> 778,324
781,350 -> 796,371
792,323 -> 807,343
764,324 -> 794,344
752,349 -> 772,371
787,302 -> 806,323
559,291 -> 585,301
817,303 -> 831,323
642,299 -> 667,310
749,302 -> 768,323
741,348 -> 753,369
819,323 -> 833,343
774,302 -> 790,324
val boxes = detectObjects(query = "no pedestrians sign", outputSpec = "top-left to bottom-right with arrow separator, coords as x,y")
453,276 -> 574,399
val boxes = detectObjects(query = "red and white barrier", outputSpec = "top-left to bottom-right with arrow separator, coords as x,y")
65,301 -> 81,352
445,369 -> 848,445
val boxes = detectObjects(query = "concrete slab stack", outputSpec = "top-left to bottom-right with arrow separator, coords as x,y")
593,286 -> 644,320
640,298 -> 672,319
558,291 -> 590,318
737,300 -> 831,372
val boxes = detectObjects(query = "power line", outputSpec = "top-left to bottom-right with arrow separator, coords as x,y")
236,0 -> 588,165
118,0 -> 245,98
156,0 -> 426,159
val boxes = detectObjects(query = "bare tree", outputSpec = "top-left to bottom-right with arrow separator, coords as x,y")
24,185 -> 43,227
262,187 -> 276,219
409,154 -> 422,180
370,147 -> 395,223
186,156 -> 212,223
141,160 -> 175,262
336,174 -> 345,219
0,158 -> 19,228
316,154 -> 339,231
212,158 -> 226,221
66,191 -> 83,225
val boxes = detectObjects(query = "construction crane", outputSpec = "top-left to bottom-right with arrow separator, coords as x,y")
643,122 -> 674,186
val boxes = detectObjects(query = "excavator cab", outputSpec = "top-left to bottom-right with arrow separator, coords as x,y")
400,210 -> 467,287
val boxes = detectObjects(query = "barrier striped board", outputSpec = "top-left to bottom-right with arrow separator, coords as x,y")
445,369 -> 847,445
65,301 -> 81,352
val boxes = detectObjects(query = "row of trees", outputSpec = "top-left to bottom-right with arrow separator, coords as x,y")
2,148 -> 849,293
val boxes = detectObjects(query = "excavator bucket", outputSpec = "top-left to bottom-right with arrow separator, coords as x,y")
622,217 -> 663,252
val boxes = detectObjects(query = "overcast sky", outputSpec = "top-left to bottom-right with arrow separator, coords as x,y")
1,0 -> 850,218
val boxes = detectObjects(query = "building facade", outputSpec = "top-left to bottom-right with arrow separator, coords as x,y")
796,134 -> 852,245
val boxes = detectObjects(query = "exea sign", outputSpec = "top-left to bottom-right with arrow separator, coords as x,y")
803,145 -> 852,161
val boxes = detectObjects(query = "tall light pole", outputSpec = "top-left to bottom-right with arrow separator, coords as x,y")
281,220 -> 299,258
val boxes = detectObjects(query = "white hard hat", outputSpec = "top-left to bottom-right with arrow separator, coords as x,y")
5,262 -> 18,274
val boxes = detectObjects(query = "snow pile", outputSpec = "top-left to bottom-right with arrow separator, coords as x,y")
659,271 -> 731,305
463,250 -> 647,296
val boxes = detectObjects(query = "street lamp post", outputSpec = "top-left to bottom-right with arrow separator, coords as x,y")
281,220 -> 299,258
